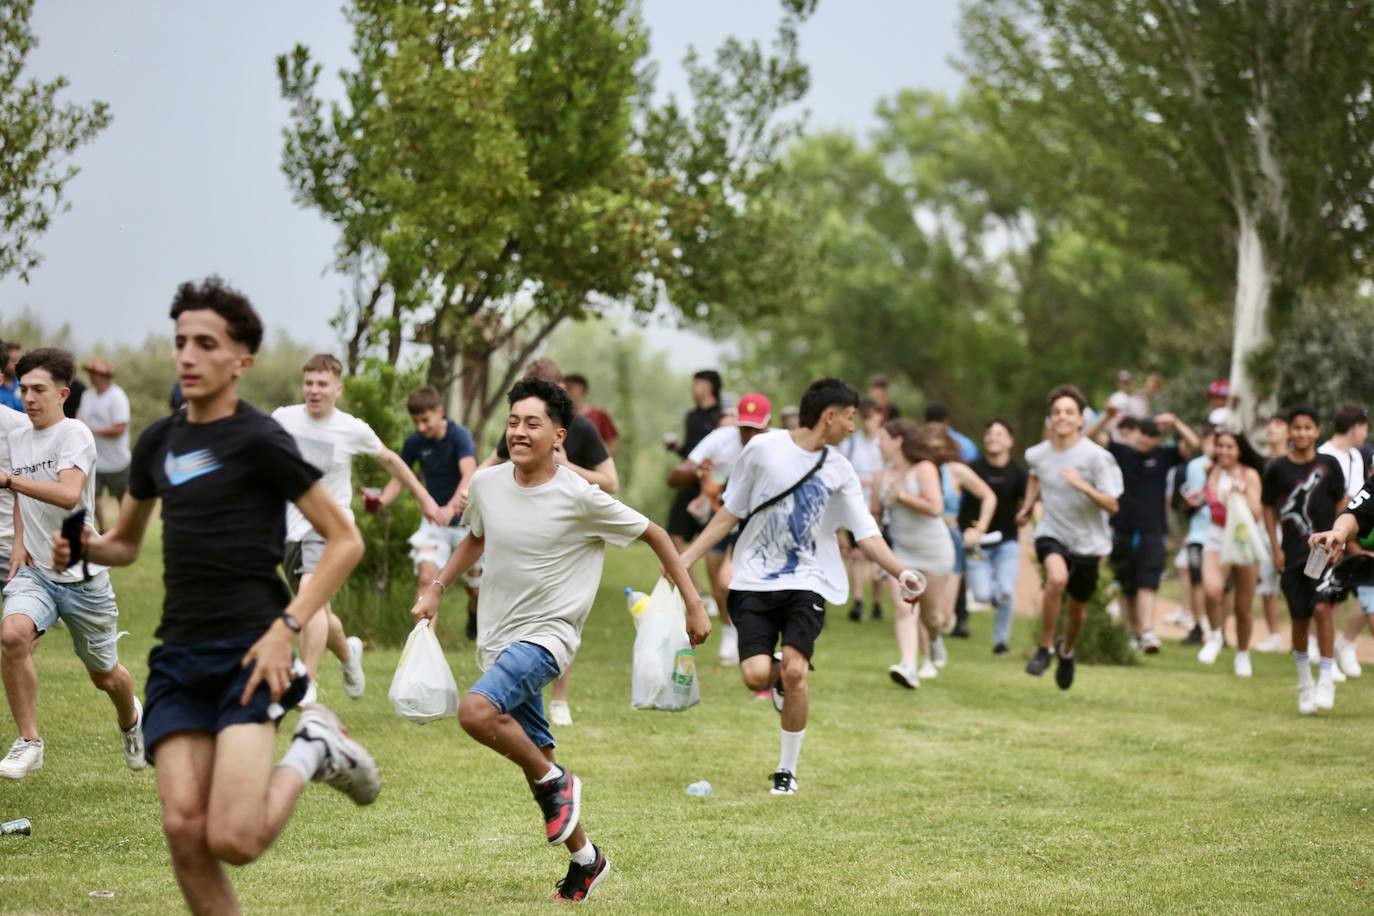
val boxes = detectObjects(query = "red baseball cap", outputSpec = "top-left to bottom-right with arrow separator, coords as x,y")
1207,379 -> 1230,399
736,392 -> 772,429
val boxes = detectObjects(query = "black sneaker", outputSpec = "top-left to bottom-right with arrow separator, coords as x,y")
848,601 -> 864,622
1054,640 -> 1076,690
465,611 -> 478,641
769,769 -> 798,796
1182,624 -> 1203,646
871,604 -> 884,622
532,768 -> 581,845
1025,647 -> 1053,676
993,642 -> 1009,655
554,845 -> 610,902
950,624 -> 971,639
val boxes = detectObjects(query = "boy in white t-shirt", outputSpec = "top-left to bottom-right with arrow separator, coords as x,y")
0,402 -> 31,575
273,354 -> 439,701
411,378 -> 708,902
0,348 -> 145,779
680,378 -> 925,797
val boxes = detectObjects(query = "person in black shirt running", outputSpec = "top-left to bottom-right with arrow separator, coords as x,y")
959,419 -> 1028,654
53,278 -> 378,915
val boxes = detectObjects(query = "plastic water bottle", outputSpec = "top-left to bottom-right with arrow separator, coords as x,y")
624,587 -> 650,618
685,780 -> 712,797
1,817 -> 31,836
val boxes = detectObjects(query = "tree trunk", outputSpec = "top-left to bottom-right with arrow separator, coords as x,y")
1227,207 -> 1275,436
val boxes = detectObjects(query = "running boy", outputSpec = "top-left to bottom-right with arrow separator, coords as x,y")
411,378 -> 708,902
1,347 -> 144,779
54,279 -> 378,914
274,354 -> 440,701
679,378 -> 925,796
1017,384 -> 1123,690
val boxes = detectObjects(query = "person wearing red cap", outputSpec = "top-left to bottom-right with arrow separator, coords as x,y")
668,392 -> 773,667
1207,379 -> 1232,429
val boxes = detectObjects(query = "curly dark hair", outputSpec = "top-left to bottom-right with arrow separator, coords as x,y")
508,377 -> 574,429
169,276 -> 264,354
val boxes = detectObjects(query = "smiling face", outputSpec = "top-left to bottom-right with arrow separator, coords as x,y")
302,369 -> 343,419
506,396 -> 566,470
174,310 -> 253,404
1288,414 -> 1319,453
1048,396 -> 1083,439
983,422 -> 1013,458
18,367 -> 67,430
1214,433 -> 1240,468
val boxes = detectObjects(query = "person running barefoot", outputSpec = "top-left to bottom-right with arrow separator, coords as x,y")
679,379 -> 925,795
411,378 -> 708,902
1018,385 -> 1123,690
1263,405 -> 1348,715
1198,431 -> 1265,676
53,279 -> 376,915
961,419 -> 1028,655
274,354 -> 441,702
0,348 -> 144,780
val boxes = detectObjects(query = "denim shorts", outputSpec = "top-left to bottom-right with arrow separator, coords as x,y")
469,641 -> 560,750
2,566 -> 122,673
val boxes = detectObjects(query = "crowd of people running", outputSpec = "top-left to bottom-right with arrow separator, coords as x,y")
3,277 -> 1374,907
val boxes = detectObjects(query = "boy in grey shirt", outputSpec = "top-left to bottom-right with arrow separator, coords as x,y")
1016,384 -> 1123,689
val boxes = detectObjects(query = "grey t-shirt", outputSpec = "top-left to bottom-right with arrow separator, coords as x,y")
461,463 -> 649,673
1025,436 -> 1123,557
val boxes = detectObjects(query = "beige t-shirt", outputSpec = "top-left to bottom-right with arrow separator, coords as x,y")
462,463 -> 648,673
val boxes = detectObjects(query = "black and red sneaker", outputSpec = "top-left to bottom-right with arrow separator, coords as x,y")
554,845 -> 610,902
533,768 -> 582,845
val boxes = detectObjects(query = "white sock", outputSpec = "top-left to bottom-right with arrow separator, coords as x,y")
1294,651 -> 1313,685
778,728 -> 805,775
278,736 -> 327,783
536,764 -> 562,785
570,843 -> 596,866
1319,657 -> 1335,684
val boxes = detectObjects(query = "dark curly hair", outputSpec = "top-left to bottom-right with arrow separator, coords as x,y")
169,276 -> 264,354
508,377 -> 574,429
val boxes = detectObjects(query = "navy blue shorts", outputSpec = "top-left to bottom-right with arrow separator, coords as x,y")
469,641 -> 560,750
143,633 -> 308,764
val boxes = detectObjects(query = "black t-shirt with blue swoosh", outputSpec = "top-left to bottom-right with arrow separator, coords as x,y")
129,400 -> 321,644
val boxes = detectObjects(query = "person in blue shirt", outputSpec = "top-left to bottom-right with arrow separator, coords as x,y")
380,385 -> 480,638
0,340 -> 24,412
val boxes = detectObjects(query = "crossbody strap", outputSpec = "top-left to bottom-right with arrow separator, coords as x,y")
739,449 -> 828,535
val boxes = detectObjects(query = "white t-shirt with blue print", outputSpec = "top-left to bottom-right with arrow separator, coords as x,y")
724,430 -> 879,605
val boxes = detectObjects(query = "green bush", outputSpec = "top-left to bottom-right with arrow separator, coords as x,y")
1071,580 -> 1136,666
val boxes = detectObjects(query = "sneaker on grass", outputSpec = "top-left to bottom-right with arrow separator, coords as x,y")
1054,640 -> 1075,691
1025,647 -> 1052,677
1298,683 -> 1317,716
554,845 -> 610,902
769,769 -> 798,796
1315,677 -> 1336,711
1335,637 -> 1362,678
1233,651 -> 1253,678
549,700 -> 573,727
533,768 -> 581,845
123,697 -> 147,771
293,703 -> 380,805
888,662 -> 920,690
1197,632 -> 1224,665
340,636 -> 366,700
1140,631 -> 1162,655
1253,633 -> 1283,653
0,737 -> 43,780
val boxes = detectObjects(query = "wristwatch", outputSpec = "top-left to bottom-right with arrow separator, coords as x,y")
280,612 -> 302,633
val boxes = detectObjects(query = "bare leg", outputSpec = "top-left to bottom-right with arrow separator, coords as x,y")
1232,566 -> 1257,650
205,723 -> 311,865
0,615 -> 40,740
1120,593 -> 1139,637
1263,592 -> 1281,637
297,568 -> 330,680
1202,550 -> 1227,632
88,662 -> 138,731
157,733 -> 239,916
1314,603 -> 1336,658
1038,554 -> 1069,650
1136,588 -> 1157,635
778,646 -> 810,732
1062,598 -> 1088,655
534,747 -> 589,855
325,611 -> 350,661
705,551 -> 735,642
888,577 -> 918,666
459,692 -> 561,781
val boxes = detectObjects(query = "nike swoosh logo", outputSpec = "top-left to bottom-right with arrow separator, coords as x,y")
164,449 -> 222,486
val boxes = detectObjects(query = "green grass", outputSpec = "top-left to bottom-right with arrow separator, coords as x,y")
3,528 -> 1373,914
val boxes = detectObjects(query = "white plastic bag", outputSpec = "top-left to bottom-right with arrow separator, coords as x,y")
388,620 -> 459,724
1221,490 -> 1269,568
630,577 -> 700,711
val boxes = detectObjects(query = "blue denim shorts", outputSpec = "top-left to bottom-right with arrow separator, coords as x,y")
470,641 -> 560,750
2,566 -> 122,673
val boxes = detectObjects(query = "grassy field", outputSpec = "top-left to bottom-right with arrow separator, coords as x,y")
2,528 -> 1373,914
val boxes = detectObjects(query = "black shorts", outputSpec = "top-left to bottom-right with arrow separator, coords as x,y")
728,589 -> 826,661
1035,537 -> 1102,604
1281,567 -> 1348,621
1186,543 -> 1204,587
142,633 -> 308,764
667,486 -> 704,540
1109,530 -> 1166,596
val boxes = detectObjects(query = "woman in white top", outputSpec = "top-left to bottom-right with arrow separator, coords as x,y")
1198,429 -> 1265,676
876,419 -> 956,687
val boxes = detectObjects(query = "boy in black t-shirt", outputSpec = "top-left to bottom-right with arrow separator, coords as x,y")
52,279 -> 378,915
1262,405 -> 1347,716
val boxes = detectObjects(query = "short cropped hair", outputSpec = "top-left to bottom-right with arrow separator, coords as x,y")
169,276 -> 264,354
406,386 -> 444,416
693,369 -> 722,400
1333,404 -> 1369,435
799,377 -> 859,428
1117,416 -> 1141,433
868,374 -> 890,390
15,347 -> 75,387
1047,384 -> 1087,413
924,403 -> 951,424
563,373 -> 589,392
509,377 -> 574,429
303,353 -> 343,377
1286,404 -> 1319,426
985,417 -> 1014,437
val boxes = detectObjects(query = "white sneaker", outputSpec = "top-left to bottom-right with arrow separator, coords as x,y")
931,636 -> 948,669
340,636 -> 366,699
302,680 -> 319,705
769,769 -> 798,796
549,700 -> 573,727
1254,633 -> 1283,653
918,659 -> 939,680
0,737 -> 43,779
718,626 -> 739,667
122,697 -> 147,771
1308,636 -> 1320,658
1298,683 -> 1317,715
1233,651 -> 1252,678
1128,635 -> 1142,653
1141,631 -> 1162,654
1315,677 -> 1336,711
1332,663 -> 1347,684
1335,637 -> 1362,678
888,662 -> 920,689
1198,632 -> 1224,665
293,703 -> 379,805
704,596 -> 719,619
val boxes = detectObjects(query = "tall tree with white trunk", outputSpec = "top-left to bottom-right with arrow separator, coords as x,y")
962,0 -> 1374,432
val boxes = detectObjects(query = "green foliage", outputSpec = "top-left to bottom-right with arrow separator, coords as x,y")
0,0 -> 111,281
1271,291 -> 1374,420
1071,582 -> 1137,668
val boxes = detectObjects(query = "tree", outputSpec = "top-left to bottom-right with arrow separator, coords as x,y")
961,0 -> 1374,432
0,0 -> 111,282
278,0 -> 811,433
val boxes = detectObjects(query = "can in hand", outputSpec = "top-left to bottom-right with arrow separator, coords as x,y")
361,487 -> 382,514
2,817 -> 31,836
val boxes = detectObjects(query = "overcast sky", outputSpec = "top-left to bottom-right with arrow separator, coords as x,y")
1,0 -> 963,368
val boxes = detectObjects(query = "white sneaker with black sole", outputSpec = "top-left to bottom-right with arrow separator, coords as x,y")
888,662 -> 920,690
769,769 -> 798,796
122,697 -> 147,771
293,703 -> 380,805
340,636 -> 366,699
0,737 -> 43,780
